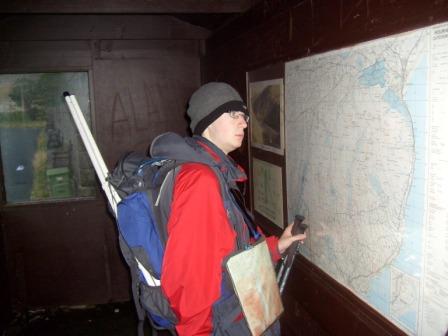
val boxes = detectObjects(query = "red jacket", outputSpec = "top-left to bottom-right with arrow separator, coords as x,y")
161,146 -> 281,335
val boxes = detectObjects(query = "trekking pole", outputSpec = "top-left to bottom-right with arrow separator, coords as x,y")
64,93 -> 166,336
276,215 -> 304,284
63,92 -> 121,217
277,215 -> 308,294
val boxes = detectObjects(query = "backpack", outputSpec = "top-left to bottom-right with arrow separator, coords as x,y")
107,152 -> 184,335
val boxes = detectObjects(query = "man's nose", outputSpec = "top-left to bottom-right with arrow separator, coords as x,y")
239,117 -> 248,128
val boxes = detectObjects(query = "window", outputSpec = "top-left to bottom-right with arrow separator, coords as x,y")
0,72 -> 96,204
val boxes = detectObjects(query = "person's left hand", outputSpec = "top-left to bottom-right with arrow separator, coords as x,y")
277,222 -> 307,254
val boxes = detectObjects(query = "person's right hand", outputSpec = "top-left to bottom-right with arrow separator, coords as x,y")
277,222 -> 307,254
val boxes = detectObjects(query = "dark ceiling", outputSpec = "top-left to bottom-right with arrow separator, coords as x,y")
173,13 -> 241,31
0,0 -> 259,32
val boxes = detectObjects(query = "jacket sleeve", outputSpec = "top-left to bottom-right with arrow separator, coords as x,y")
265,235 -> 281,262
161,163 -> 236,336
252,227 -> 281,262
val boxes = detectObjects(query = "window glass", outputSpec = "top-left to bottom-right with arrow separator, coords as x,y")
0,72 -> 96,204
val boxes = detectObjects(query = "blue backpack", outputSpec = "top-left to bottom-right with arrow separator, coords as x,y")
108,152 -> 184,335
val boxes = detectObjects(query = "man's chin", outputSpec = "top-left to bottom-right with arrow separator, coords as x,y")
234,141 -> 244,150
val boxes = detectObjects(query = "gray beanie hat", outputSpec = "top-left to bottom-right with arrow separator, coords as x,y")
187,82 -> 247,135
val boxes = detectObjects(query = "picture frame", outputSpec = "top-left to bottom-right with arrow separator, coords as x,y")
246,63 -> 287,233
248,78 -> 284,155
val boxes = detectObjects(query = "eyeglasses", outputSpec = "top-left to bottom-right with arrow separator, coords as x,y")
228,111 -> 249,123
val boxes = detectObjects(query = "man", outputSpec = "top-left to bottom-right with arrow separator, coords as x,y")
151,82 -> 306,335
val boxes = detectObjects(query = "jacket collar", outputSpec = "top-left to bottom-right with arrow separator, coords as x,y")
149,132 -> 247,185
193,136 -> 247,185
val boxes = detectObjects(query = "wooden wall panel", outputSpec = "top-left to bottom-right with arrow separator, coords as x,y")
0,15 -> 202,312
92,40 -> 200,166
0,15 -> 209,41
282,256 -> 405,336
202,0 -> 448,334
2,201 -> 120,307
206,0 -> 448,71
0,216 -> 10,329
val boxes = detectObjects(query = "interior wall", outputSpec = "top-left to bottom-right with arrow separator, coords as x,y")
0,14 -> 205,314
202,0 -> 448,335
203,0 -> 448,94
0,211 -> 9,328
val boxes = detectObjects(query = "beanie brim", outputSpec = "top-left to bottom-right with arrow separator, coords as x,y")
193,100 -> 247,135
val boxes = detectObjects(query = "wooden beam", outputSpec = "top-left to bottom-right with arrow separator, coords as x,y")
0,15 -> 211,41
0,0 -> 258,14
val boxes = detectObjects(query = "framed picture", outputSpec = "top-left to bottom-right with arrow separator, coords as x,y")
249,79 -> 284,155
252,158 -> 284,229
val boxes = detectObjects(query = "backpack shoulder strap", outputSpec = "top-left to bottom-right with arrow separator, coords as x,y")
149,164 -> 182,248
152,160 -> 221,248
